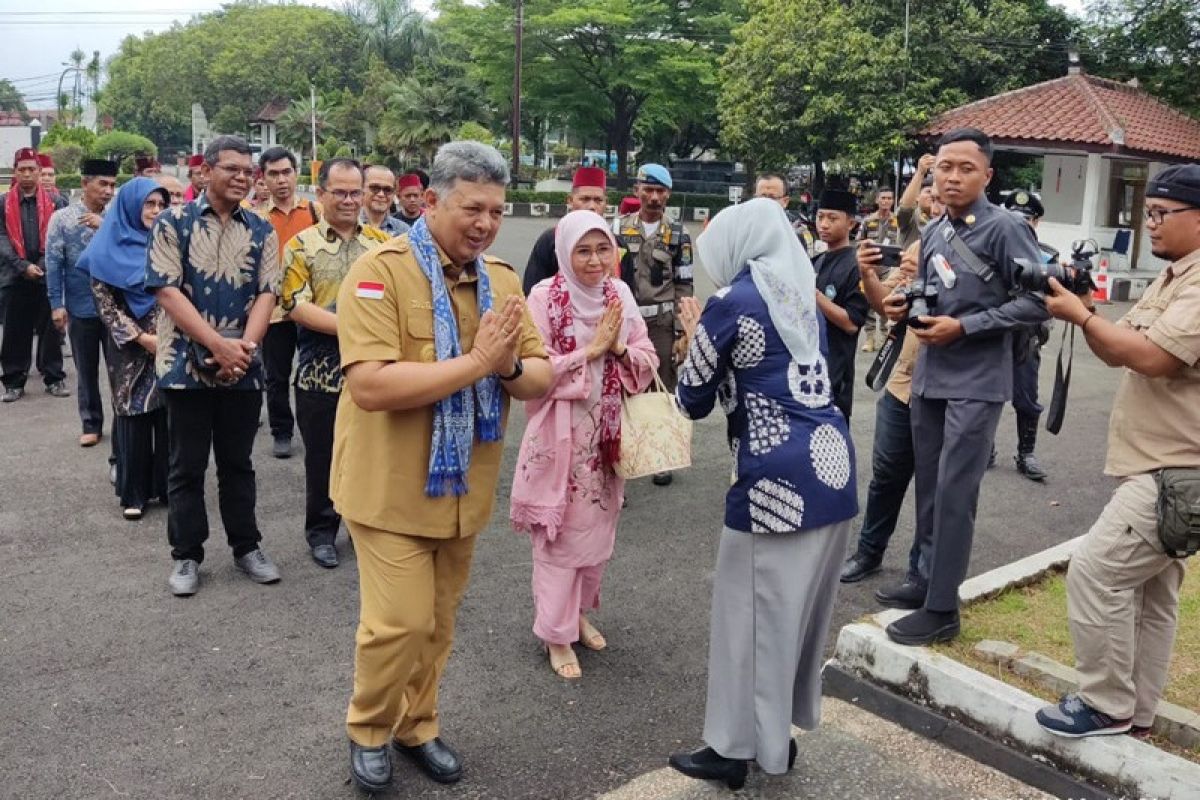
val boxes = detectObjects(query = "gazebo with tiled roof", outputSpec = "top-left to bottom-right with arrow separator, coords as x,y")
922,64 -> 1200,273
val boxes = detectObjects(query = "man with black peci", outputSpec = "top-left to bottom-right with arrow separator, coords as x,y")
1035,164 -> 1200,738
812,188 -> 869,420
879,128 -> 1047,646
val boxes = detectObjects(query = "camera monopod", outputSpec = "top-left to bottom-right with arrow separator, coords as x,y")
865,321 -> 907,391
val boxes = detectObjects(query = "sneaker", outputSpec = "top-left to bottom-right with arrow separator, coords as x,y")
45,381 -> 71,398
272,435 -> 293,459
1,387 -> 23,403
1129,724 -> 1153,740
168,559 -> 200,596
874,580 -> 927,609
123,507 -> 144,521
235,548 -> 281,584
886,608 -> 961,646
840,553 -> 883,584
651,471 -> 673,486
1036,694 -> 1132,738
108,463 -> 117,486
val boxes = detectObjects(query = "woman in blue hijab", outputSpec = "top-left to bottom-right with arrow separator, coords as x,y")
80,177 -> 170,520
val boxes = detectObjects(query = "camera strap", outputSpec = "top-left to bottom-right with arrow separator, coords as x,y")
866,321 -> 907,391
940,223 -> 995,283
1045,323 -> 1074,435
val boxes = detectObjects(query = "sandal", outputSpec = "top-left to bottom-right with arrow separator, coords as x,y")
546,644 -> 581,680
578,617 -> 607,651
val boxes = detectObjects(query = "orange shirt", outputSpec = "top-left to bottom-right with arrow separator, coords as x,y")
259,197 -> 320,321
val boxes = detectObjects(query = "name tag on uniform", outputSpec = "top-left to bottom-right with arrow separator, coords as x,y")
356,281 -> 385,300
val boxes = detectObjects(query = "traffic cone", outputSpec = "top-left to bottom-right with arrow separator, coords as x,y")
1092,255 -> 1110,304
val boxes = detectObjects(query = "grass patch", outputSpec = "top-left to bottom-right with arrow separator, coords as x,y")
934,565 -> 1199,761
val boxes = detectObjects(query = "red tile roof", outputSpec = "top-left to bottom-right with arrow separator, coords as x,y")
922,72 -> 1200,161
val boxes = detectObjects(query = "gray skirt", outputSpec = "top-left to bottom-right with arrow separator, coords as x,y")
702,521 -> 850,774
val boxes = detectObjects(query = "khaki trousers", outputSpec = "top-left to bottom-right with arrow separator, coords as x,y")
345,520 -> 477,747
1067,474 -> 1187,725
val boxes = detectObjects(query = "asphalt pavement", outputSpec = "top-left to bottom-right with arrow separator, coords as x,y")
0,217 -> 1121,798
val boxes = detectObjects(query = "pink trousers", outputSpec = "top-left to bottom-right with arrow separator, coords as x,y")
531,560 -> 607,645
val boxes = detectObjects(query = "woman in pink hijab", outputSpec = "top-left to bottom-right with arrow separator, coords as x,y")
511,210 -> 659,679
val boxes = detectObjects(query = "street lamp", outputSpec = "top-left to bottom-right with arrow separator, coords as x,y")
30,118 -> 42,149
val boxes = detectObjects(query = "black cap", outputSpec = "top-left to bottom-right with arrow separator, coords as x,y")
1146,165 -> 1200,208
818,189 -> 857,215
1003,190 -> 1044,220
81,159 -> 118,177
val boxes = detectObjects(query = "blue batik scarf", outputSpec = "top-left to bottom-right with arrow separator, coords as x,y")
407,217 -> 503,497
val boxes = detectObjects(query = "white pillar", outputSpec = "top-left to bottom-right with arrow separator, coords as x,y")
1078,153 -> 1104,244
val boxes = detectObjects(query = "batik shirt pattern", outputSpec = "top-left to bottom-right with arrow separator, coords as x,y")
145,194 -> 280,390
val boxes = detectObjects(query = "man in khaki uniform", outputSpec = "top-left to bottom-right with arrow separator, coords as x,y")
615,163 -> 693,486
332,142 -> 550,792
1036,164 -> 1200,738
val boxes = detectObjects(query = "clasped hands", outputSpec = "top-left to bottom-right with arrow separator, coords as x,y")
470,294 -> 525,375
586,301 -> 627,361
206,336 -> 258,384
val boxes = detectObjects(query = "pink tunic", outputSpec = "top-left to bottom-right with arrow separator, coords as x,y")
516,282 -> 658,569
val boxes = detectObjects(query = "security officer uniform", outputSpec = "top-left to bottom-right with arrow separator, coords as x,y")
885,192 -> 1047,643
857,210 -> 902,246
786,209 -> 817,256
616,164 -> 693,390
1001,190 -> 1054,481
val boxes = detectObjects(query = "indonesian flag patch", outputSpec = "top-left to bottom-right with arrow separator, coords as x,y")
355,281 -> 385,300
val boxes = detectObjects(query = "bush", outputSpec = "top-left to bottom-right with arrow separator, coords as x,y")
48,144 -> 84,176
52,174 -> 138,190
91,131 -> 156,161
40,124 -> 96,153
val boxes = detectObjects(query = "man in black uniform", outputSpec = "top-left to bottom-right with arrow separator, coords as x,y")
522,166 -> 610,294
813,188 -> 870,420
879,128 -> 1048,645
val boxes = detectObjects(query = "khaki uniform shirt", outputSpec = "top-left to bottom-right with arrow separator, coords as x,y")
896,205 -> 931,250
330,236 -> 547,538
615,213 -> 694,326
1106,248 -> 1200,477
857,211 -> 901,246
881,269 -> 920,405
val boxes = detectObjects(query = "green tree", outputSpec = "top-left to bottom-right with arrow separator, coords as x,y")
101,3 -> 365,145
39,124 -> 96,153
343,0 -> 432,74
1082,0 -> 1200,117
376,73 -> 484,162
91,131 -> 157,162
0,78 -> 30,122
48,144 -> 85,176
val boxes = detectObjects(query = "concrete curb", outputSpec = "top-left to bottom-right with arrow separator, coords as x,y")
830,622 -> 1200,799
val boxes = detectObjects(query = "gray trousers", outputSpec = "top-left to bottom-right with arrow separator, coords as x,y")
910,395 -> 1003,612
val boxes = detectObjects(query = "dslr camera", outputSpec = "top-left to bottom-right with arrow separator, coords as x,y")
896,280 -> 939,329
1015,239 -> 1098,295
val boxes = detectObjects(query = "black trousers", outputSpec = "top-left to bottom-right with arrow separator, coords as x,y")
68,316 -> 107,434
1,280 -> 64,389
295,389 -> 341,548
262,321 -> 297,439
165,389 -> 263,563
114,409 -> 168,509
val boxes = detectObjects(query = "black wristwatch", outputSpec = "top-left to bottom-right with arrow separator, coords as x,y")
499,358 -> 524,381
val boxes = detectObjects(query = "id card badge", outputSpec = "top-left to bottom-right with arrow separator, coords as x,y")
930,253 -> 957,289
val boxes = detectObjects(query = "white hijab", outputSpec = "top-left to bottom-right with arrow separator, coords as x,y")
695,197 -> 820,364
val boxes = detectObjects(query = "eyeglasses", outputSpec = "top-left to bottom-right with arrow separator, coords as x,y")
215,164 -> 256,178
1145,206 -> 1198,225
329,189 -> 364,202
144,199 -> 168,210
367,184 -> 395,196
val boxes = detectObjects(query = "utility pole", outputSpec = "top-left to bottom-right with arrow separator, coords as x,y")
511,0 -> 524,180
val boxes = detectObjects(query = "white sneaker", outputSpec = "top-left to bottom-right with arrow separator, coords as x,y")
169,559 -> 200,596
235,549 -> 281,584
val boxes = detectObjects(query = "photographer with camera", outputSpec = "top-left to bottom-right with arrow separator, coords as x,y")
879,128 -> 1047,645
1034,164 -> 1200,738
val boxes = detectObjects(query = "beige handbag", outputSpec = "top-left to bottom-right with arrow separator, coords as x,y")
614,373 -> 693,479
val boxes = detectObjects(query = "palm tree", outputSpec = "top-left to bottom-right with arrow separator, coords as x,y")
375,75 -> 483,162
277,95 -> 349,160
343,0 -> 431,74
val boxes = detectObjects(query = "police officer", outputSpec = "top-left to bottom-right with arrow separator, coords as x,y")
998,189 -> 1055,481
879,128 -> 1048,645
858,188 -> 901,246
616,163 -> 693,486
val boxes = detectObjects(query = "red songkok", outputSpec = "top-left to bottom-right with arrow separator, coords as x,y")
572,166 -> 607,190
37,153 -> 54,169
187,154 -> 205,168
13,147 -> 38,167
398,173 -> 423,190
618,196 -> 641,215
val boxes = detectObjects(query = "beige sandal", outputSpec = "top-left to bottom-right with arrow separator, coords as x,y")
546,644 -> 581,680
578,617 -> 607,651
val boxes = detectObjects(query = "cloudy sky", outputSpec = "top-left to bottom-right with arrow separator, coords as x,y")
3,0 -> 1087,108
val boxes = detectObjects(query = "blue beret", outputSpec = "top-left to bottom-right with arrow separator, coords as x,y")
636,163 -> 672,189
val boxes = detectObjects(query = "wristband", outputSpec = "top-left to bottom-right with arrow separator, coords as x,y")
499,358 -> 523,381
1081,313 -> 1097,332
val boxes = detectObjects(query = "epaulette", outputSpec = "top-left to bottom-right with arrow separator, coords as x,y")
483,253 -> 515,272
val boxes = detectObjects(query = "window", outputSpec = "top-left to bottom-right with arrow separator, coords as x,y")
1104,160 -> 1147,228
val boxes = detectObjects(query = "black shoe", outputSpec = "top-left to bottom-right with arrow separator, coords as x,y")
874,580 -> 927,609
1015,413 -> 1047,481
311,544 -> 338,569
1015,452 -> 1047,481
393,737 -> 463,784
840,553 -> 882,584
1,387 -> 23,403
986,445 -> 997,469
46,381 -> 70,398
349,740 -> 392,792
789,738 -> 797,770
886,608 -> 961,646
652,471 -> 673,486
272,435 -> 293,459
669,746 -> 747,790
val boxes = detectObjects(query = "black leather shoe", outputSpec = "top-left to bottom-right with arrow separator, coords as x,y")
311,544 -> 338,568
669,746 -> 747,790
788,738 -> 797,771
652,471 -> 673,486
840,553 -> 882,584
886,608 -> 961,646
393,737 -> 463,784
349,740 -> 392,792
874,580 -> 927,609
